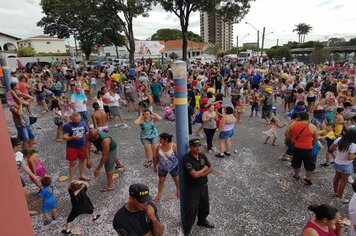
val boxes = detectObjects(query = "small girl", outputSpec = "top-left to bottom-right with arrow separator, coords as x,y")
334,107 -> 345,136
22,148 -> 47,187
63,97 -> 73,122
35,177 -> 58,225
235,94 -> 244,122
90,76 -> 97,91
61,180 -> 100,235
50,99 -> 64,142
263,117 -> 285,146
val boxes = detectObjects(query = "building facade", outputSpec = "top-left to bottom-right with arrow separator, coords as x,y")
200,11 -> 233,51
0,32 -> 20,57
17,35 -> 66,54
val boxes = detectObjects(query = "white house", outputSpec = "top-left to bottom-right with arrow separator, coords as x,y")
17,35 -> 66,54
0,32 -> 21,57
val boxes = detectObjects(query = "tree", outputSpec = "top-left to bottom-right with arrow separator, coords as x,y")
157,0 -> 254,61
266,46 -> 291,61
151,28 -> 203,42
101,0 -> 154,65
204,43 -> 222,56
293,23 -> 312,43
310,49 -> 331,64
327,38 -> 345,47
169,52 -> 178,60
37,0 -> 124,60
17,47 -> 36,57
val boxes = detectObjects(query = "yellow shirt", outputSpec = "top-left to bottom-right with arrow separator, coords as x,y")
319,130 -> 336,140
334,124 -> 343,136
195,95 -> 201,109
111,73 -> 121,83
207,87 -> 215,95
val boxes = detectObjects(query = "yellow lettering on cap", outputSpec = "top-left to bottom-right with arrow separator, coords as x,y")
139,190 -> 148,196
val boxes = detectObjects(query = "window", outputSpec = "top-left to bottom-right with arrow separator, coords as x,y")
46,42 -> 51,44
28,43 -> 31,47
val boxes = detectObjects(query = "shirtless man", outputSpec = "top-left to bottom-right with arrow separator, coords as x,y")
92,102 -> 109,133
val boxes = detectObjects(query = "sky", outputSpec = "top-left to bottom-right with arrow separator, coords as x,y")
1,0 -> 356,48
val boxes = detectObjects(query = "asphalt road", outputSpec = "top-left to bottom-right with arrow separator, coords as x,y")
6,96 -> 353,236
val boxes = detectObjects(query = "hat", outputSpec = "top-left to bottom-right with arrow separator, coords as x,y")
129,184 -> 151,203
265,87 -> 273,94
189,138 -> 201,147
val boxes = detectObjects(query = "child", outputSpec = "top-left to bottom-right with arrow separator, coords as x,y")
63,97 -> 73,122
248,89 -> 259,117
263,117 -> 285,146
50,99 -> 64,142
90,76 -> 97,91
35,177 -> 57,225
334,107 -> 345,136
61,180 -> 100,235
235,94 -> 244,122
319,123 -> 336,167
22,148 -> 47,187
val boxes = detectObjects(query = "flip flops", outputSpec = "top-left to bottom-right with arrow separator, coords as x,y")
100,187 -> 115,192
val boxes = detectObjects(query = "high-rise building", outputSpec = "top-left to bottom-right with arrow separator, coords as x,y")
200,11 -> 233,51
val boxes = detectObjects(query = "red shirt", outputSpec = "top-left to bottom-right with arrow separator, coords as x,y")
303,219 -> 336,236
19,82 -> 29,95
291,122 -> 313,149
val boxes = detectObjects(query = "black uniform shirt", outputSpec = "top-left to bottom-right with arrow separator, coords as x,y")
183,152 -> 211,187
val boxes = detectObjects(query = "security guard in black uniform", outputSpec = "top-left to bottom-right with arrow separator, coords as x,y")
182,138 -> 214,236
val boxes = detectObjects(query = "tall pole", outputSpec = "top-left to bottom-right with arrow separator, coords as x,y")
236,36 -> 239,54
172,60 -> 189,225
257,30 -> 260,51
261,27 -> 266,63
276,39 -> 279,47
0,52 -> 11,91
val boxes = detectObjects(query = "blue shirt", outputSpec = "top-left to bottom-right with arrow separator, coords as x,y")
129,67 -> 136,77
63,121 -> 88,148
252,74 -> 262,85
288,106 -> 307,118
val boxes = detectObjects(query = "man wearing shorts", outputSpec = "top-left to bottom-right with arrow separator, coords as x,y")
63,113 -> 89,181
87,129 -> 122,192
285,112 -> 318,185
150,79 -> 162,109
92,102 -> 109,133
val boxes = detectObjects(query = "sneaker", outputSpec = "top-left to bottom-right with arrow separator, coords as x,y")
320,163 -> 330,167
337,197 -> 349,204
215,153 -> 224,158
223,152 -> 231,156
122,124 -> 129,128
197,220 -> 215,228
114,124 -> 119,128
61,229 -> 71,235
279,155 -> 291,161
349,176 -> 355,184
44,219 -> 52,225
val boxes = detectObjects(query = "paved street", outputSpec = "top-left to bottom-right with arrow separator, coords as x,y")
6,98 -> 353,236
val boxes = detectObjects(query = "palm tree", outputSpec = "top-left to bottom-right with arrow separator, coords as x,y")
293,23 -> 313,43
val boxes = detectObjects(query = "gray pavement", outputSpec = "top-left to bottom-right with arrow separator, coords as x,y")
6,97 -> 353,236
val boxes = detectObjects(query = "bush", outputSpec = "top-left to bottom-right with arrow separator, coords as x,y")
17,47 -> 36,57
36,52 -> 70,57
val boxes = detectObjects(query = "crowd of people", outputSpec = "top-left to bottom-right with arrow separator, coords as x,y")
4,56 -> 356,235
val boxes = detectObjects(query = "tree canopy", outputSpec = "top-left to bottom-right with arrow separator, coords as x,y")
37,0 -> 125,60
293,23 -> 313,44
157,0 -> 254,61
151,28 -> 203,42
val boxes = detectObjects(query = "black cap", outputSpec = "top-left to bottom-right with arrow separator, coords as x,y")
129,184 -> 151,203
189,138 -> 201,147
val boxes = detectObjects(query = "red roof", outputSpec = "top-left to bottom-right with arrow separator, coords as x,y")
164,39 -> 208,50
29,35 -> 57,39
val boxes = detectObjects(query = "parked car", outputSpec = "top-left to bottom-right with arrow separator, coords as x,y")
25,61 -> 51,73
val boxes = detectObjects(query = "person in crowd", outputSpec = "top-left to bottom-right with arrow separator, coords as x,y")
285,112 -> 318,185
258,86 -> 274,124
263,117 -> 286,146
22,147 -> 47,187
302,204 -> 344,236
112,184 -> 164,236
349,182 -> 356,236
329,129 -> 356,203
34,177 -> 58,225
202,104 -> 217,154
182,138 -> 214,236
153,132 -> 179,202
106,88 -> 128,128
50,99 -> 64,142
133,109 -> 162,168
91,102 -> 109,133
63,113 -> 90,181
71,86 -> 89,124
215,106 -> 236,158
61,180 -> 100,235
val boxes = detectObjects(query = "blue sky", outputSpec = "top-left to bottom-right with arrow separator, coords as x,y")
1,0 -> 355,48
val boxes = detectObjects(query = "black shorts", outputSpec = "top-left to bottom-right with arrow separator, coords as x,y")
104,105 -> 110,113
153,95 -> 160,103
53,90 -> 62,97
307,96 -> 316,103
291,147 -> 315,171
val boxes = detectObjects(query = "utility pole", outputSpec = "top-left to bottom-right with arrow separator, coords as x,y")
276,39 -> 279,47
257,30 -> 260,51
260,27 -> 265,63
236,36 -> 239,54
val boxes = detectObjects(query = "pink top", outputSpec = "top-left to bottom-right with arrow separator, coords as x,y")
303,220 -> 336,236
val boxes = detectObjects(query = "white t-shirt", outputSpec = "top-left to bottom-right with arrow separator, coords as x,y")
334,137 -> 356,165
349,193 -> 356,236
71,92 -> 88,112
11,76 -> 18,84
15,151 -> 23,169
107,93 -> 120,107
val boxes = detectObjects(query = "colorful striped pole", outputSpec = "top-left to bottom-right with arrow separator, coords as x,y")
172,60 -> 189,225
0,52 -> 11,91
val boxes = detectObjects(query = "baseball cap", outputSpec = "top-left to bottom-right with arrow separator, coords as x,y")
129,184 -> 151,203
265,87 -> 273,94
189,138 -> 201,147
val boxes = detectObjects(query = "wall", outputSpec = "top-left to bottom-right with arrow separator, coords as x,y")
0,35 -> 18,51
31,40 -> 66,53
6,56 -> 82,71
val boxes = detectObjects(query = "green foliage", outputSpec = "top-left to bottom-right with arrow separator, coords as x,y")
226,47 -> 238,54
204,44 -> 222,55
151,28 -> 203,42
17,47 -> 36,57
36,52 -> 70,56
157,0 -> 254,61
266,46 -> 291,61
327,38 -> 345,47
293,23 -> 312,43
169,52 -> 178,60
299,41 -> 324,49
310,49 -> 331,64
37,0 -> 125,60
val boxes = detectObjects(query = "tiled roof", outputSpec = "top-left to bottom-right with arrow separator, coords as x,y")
164,39 -> 208,50
29,35 -> 57,39
0,32 -> 21,40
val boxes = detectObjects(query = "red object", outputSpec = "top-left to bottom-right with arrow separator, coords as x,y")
0,103 -> 35,235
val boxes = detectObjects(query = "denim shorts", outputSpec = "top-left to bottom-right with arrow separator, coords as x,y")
219,129 -> 234,140
141,136 -> 159,145
78,111 -> 88,123
17,126 -> 35,142
334,163 -> 353,175
158,166 -> 178,177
